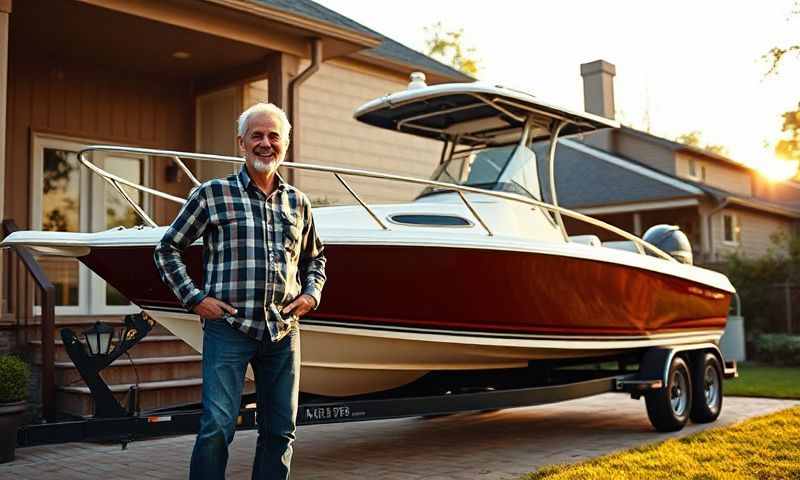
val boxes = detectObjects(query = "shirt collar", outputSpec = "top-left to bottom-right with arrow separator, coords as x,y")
238,165 -> 291,195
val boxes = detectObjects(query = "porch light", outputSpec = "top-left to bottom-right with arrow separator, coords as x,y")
82,321 -> 115,356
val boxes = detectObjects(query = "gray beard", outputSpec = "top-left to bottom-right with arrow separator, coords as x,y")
252,157 -> 278,174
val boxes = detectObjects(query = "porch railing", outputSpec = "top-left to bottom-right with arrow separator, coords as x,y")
2,219 -> 56,421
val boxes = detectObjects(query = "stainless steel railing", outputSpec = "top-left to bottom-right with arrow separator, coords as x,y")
77,145 -> 675,262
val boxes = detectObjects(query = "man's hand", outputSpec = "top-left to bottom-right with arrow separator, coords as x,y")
282,294 -> 316,319
193,297 -> 237,320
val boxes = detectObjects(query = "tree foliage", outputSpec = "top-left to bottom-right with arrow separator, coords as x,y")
776,103 -> 800,163
724,230 -> 800,333
763,1 -> 800,75
675,130 -> 730,157
424,22 -> 479,76
765,2 -> 800,171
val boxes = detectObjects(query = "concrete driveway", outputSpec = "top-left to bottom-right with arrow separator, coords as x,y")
3,394 -> 797,480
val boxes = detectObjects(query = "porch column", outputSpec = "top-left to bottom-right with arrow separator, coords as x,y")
632,212 -> 642,236
0,0 -> 10,316
264,52 -> 299,181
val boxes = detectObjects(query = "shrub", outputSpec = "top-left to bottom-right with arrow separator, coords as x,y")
753,334 -> 800,366
0,356 -> 30,403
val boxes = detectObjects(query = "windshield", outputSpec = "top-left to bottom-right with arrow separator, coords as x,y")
420,145 -> 541,199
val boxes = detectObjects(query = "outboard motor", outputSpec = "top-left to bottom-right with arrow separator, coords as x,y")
642,224 -> 693,265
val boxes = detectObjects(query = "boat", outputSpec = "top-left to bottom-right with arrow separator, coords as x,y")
2,77 -> 735,398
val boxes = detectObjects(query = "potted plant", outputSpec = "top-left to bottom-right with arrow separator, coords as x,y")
0,355 -> 30,463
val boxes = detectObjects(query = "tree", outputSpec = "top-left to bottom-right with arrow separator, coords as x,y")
424,22 -> 479,77
763,1 -> 800,75
776,103 -> 800,163
764,3 -> 800,171
675,130 -> 730,157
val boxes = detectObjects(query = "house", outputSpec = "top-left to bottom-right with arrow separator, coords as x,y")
0,0 -> 470,415
548,60 -> 800,266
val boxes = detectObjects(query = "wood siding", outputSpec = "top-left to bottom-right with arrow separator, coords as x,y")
294,61 -> 441,205
712,207 -> 791,260
4,53 -> 196,320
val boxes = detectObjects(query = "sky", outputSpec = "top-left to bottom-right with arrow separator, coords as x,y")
318,0 -> 799,173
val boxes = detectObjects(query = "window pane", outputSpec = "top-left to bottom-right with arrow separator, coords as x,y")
41,148 -> 81,306
724,215 -> 733,242
104,156 -> 143,228
42,148 -> 80,232
38,257 -> 80,306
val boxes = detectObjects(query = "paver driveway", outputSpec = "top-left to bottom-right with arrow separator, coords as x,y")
3,394 -> 797,480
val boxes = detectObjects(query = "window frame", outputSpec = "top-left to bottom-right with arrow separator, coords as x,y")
722,212 -> 740,246
31,132 -> 149,316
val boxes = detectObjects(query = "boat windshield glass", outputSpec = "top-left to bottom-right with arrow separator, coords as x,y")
419,145 -> 541,200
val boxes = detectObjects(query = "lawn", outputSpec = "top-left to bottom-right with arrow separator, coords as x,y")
724,364 -> 800,399
521,406 -> 800,480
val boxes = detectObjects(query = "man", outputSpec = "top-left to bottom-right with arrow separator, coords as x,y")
154,103 -> 326,479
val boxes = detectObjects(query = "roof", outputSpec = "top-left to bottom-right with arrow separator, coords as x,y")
533,140 -> 700,209
251,0 -> 473,81
538,140 -> 800,219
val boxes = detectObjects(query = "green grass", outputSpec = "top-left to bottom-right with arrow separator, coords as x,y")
521,406 -> 800,480
724,364 -> 800,399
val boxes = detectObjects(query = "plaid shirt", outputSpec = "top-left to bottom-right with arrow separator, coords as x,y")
154,166 -> 327,342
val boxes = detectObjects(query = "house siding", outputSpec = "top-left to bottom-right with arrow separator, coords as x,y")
675,152 -> 751,196
4,55 -> 195,321
712,207 -> 791,260
295,61 -> 441,204
584,130 -> 676,175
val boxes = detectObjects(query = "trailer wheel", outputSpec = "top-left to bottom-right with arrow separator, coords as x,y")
645,355 -> 692,432
689,352 -> 723,423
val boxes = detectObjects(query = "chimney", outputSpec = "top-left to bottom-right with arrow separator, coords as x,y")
580,60 -> 616,119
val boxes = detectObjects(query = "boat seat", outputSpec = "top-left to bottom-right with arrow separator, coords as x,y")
602,240 -> 640,253
568,235 -> 601,247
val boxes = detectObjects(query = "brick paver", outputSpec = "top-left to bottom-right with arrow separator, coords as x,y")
2,394 -> 796,480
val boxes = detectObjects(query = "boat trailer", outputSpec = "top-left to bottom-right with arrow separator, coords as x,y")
17,313 -> 737,448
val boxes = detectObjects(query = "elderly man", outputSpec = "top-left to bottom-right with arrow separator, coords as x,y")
154,103 -> 326,479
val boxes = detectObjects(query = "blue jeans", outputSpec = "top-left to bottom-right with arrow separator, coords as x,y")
189,319 -> 300,480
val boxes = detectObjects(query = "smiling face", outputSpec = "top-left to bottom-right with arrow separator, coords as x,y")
238,112 -> 288,176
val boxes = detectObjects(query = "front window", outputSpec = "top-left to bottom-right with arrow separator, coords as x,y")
33,134 -> 149,315
723,213 -> 740,244
421,145 -> 541,199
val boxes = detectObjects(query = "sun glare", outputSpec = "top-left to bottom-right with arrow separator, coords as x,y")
757,158 -> 799,182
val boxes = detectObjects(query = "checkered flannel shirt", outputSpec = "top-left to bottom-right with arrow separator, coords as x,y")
154,166 -> 327,342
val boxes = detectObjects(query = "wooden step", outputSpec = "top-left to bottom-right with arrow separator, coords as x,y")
57,378 -> 256,416
30,334 -> 198,362
55,355 -> 203,385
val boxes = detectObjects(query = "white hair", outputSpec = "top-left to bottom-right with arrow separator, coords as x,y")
237,103 -> 292,143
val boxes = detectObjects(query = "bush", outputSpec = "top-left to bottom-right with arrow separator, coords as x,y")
753,334 -> 800,366
0,356 -> 30,403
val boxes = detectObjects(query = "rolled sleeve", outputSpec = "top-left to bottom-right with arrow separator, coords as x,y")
153,187 -> 209,310
299,201 -> 327,310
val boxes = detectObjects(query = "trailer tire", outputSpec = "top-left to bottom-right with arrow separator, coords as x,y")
645,355 -> 692,432
689,352 -> 723,423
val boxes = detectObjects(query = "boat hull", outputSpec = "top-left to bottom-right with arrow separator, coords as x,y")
79,242 -> 731,396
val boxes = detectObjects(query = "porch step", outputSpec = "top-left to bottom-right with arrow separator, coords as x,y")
30,334 -> 198,362
55,355 -> 203,385
57,378 -> 256,416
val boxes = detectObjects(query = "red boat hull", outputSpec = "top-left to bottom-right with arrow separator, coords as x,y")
80,244 -> 730,337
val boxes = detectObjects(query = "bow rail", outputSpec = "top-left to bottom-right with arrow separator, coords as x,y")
77,145 -> 676,262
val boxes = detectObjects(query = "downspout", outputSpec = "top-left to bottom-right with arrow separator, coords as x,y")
706,199 -> 728,262
287,38 -> 323,184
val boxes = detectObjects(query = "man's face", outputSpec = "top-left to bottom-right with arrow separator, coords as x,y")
238,112 -> 288,175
